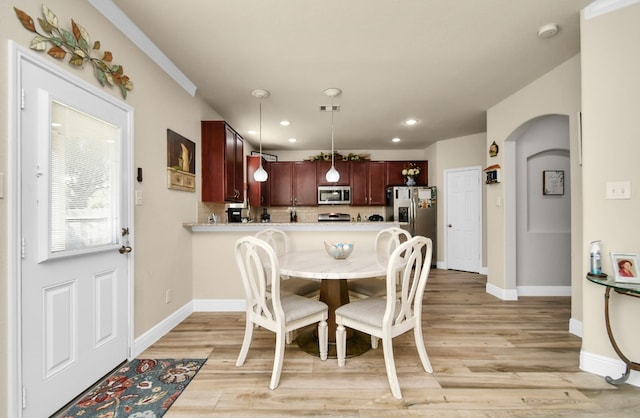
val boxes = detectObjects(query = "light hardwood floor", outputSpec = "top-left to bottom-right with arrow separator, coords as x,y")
140,269 -> 640,417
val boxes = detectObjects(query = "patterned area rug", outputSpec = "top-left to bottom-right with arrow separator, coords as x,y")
55,358 -> 206,418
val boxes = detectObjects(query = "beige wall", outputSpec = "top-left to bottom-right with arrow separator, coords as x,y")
425,133 -> 487,266
486,55 -> 583,318
0,1 -> 220,413
581,3 -> 640,368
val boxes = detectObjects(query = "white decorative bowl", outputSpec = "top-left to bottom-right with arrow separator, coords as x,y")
324,242 -> 354,259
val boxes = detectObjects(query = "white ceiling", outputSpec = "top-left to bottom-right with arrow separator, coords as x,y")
107,0 -> 592,151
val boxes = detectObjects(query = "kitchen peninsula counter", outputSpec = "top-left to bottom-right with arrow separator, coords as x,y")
184,221 -> 402,232
187,221 -> 403,306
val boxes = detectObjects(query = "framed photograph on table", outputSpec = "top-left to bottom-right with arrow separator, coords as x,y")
610,252 -> 640,283
543,170 -> 564,195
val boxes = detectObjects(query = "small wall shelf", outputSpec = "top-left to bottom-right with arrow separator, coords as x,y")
484,164 -> 501,184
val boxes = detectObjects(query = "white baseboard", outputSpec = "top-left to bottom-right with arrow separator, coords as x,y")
131,299 -> 245,358
193,299 -> 245,312
486,282 -> 518,300
132,301 -> 193,357
569,318 -> 583,338
434,262 -> 487,275
517,286 -> 572,297
580,350 -> 640,387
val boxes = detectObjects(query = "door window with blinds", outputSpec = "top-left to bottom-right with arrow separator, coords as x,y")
38,100 -> 121,261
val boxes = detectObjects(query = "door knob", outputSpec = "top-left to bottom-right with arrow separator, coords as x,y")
119,245 -> 132,254
448,224 -> 452,228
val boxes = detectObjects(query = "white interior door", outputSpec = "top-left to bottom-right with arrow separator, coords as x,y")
19,57 -> 132,418
445,167 -> 481,272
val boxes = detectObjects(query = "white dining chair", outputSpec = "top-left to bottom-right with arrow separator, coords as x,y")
255,228 -> 321,299
235,236 -> 328,390
335,236 -> 433,399
348,227 -> 411,299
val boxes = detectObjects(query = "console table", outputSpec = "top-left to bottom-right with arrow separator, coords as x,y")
586,274 -> 640,384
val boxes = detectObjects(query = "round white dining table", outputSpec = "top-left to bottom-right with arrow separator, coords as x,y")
279,249 -> 387,357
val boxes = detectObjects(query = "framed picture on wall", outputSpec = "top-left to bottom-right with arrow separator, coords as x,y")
610,252 -> 640,283
543,170 -> 564,195
167,129 -> 196,192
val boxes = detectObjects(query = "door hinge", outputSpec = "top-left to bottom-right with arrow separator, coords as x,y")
21,88 -> 25,110
21,237 -> 26,259
22,386 -> 26,409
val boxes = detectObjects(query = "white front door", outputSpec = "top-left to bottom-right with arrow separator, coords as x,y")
445,167 -> 481,272
19,56 -> 132,418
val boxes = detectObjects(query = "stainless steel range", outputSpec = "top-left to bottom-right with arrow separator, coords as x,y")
317,212 -> 351,222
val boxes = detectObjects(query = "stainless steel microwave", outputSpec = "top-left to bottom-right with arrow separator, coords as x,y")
318,186 -> 351,205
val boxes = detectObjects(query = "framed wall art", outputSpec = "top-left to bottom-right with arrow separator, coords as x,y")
543,170 -> 564,195
167,129 -> 196,192
610,252 -> 640,283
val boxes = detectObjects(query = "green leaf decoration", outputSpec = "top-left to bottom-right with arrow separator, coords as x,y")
61,28 -> 76,48
37,17 -> 52,34
69,53 -> 84,66
14,4 -> 133,99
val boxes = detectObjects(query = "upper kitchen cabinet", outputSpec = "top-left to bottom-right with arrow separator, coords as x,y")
350,161 -> 386,206
201,121 -> 244,202
385,161 -> 428,186
246,155 -> 270,207
317,160 -> 351,186
269,161 -> 318,206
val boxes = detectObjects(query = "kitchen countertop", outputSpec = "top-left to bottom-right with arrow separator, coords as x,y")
184,221 -> 403,232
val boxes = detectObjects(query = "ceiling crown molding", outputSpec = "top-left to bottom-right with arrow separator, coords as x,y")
88,0 -> 197,96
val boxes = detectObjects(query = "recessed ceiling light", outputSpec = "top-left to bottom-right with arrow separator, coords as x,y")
288,138 -> 297,143
247,129 -> 257,135
280,120 -> 290,126
404,119 -> 418,126
392,137 -> 401,143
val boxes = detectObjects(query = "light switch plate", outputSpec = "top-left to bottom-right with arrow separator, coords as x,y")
606,181 -> 631,199
135,190 -> 143,205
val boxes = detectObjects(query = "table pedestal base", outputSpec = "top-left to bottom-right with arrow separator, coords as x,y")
296,326 -> 371,359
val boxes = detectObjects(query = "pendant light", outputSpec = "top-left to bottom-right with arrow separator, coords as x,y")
251,89 -> 270,182
324,88 -> 341,183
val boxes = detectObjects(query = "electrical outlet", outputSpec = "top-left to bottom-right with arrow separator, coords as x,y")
606,181 -> 631,199
165,289 -> 172,304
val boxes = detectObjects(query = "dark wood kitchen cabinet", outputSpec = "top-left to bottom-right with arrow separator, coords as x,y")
385,161 -> 428,186
201,121 -> 244,202
316,160 -> 351,186
246,155 -> 270,207
269,161 -> 318,206
350,161 -> 386,205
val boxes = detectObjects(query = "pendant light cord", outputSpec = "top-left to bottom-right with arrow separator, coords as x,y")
330,95 -> 335,168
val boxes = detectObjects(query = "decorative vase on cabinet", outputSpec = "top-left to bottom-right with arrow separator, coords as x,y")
405,176 -> 416,186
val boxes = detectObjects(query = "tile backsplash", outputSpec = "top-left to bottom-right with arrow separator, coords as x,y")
198,202 -> 385,224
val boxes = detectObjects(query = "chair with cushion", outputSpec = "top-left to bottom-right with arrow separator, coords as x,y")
255,228 -> 321,298
348,227 -> 412,299
235,236 -> 328,390
335,236 -> 433,399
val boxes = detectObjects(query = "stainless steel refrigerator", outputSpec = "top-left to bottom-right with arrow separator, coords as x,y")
385,186 -> 437,266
